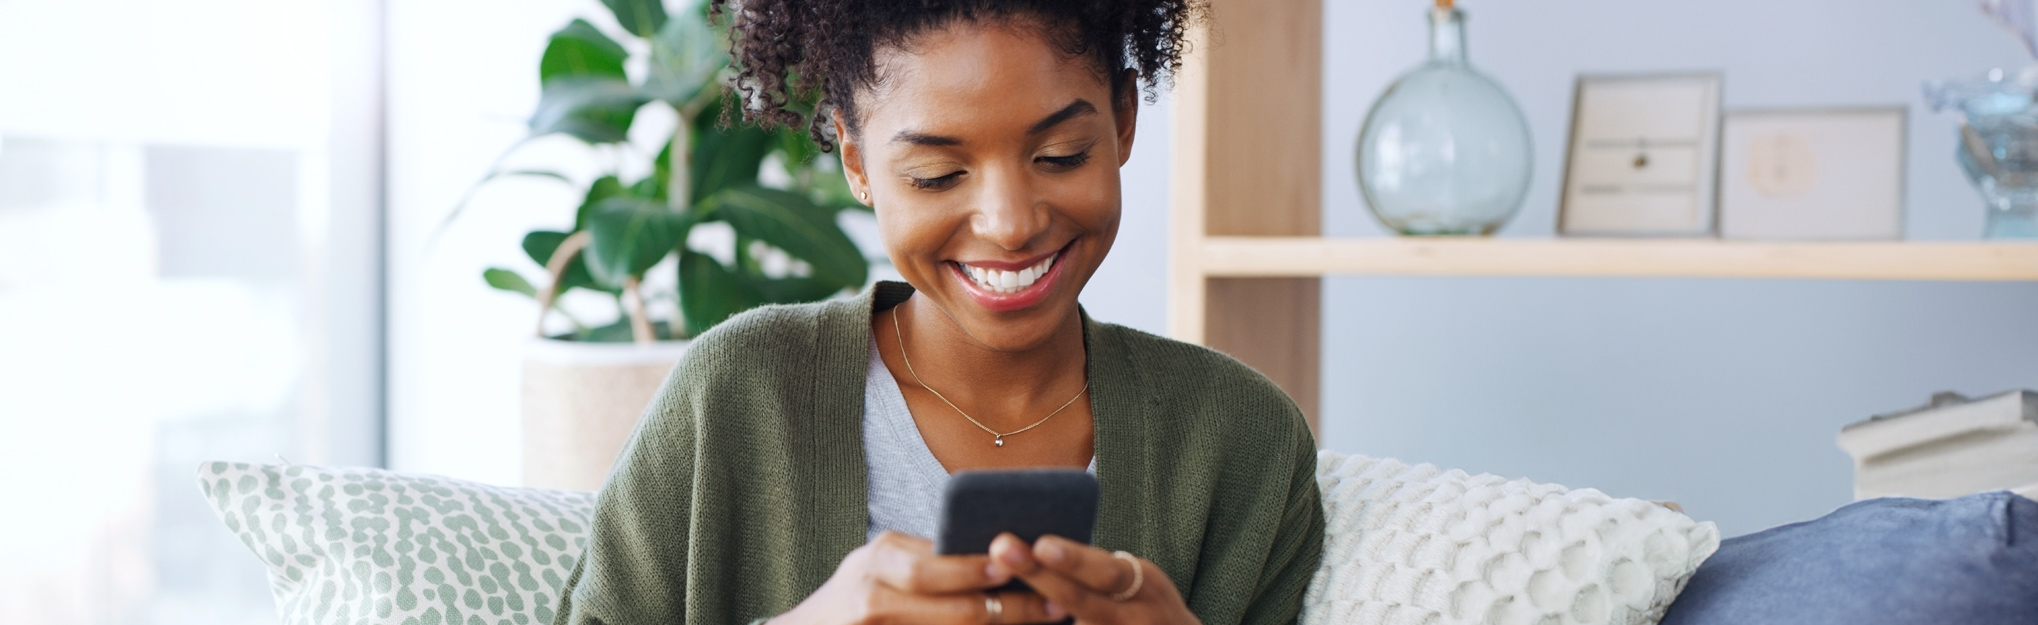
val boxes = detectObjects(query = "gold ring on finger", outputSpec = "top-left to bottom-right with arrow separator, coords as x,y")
984,593 -> 1004,623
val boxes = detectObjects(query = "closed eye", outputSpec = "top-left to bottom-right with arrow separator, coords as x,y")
909,171 -> 965,190
1037,151 -> 1091,172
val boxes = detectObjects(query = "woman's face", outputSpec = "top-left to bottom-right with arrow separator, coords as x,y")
839,20 -> 1136,352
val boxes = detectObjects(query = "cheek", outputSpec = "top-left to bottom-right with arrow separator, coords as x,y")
874,202 -> 958,266
1052,165 -> 1123,233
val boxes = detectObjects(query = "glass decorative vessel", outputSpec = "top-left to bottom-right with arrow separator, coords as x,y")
1926,66 -> 2038,239
1356,0 -> 1532,236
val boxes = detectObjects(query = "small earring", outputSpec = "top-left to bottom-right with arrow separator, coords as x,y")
858,190 -> 869,203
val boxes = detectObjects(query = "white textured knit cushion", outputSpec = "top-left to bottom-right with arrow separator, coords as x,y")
197,461 -> 595,625
1303,451 -> 1720,625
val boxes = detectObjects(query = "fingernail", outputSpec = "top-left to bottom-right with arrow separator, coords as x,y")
999,546 -> 1028,566
1036,539 -> 1064,564
984,562 -> 1008,582
1045,601 -> 1066,619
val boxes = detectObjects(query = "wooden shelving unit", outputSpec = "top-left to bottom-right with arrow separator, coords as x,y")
1168,0 -> 2038,433
1196,237 -> 2038,281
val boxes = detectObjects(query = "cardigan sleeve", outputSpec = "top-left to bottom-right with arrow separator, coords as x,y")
1237,423 -> 1326,625
552,367 -> 700,625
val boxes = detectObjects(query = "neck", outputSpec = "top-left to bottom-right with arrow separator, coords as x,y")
890,296 -> 1089,429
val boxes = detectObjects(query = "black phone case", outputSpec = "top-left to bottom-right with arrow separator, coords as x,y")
936,469 -> 1100,593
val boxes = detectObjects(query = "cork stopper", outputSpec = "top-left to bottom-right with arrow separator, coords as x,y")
1435,0 -> 1454,8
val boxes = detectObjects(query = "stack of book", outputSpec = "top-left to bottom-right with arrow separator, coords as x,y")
1837,390 -> 2038,501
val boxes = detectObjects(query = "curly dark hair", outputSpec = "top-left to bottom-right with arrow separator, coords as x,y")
711,0 -> 1203,151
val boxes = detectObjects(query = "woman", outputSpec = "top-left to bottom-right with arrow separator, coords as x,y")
554,1 -> 1322,624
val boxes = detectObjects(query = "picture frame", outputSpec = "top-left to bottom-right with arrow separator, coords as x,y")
1558,73 -> 1724,237
1717,107 -> 1907,241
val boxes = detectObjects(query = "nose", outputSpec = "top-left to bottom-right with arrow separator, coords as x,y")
968,163 -> 1049,251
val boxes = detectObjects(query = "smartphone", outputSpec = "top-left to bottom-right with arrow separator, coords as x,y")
936,468 -> 1100,593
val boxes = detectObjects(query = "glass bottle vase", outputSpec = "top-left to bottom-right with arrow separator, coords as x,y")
1927,66 -> 2038,239
1356,3 -> 1533,236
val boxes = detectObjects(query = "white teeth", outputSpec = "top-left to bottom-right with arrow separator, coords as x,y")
963,253 -> 1058,294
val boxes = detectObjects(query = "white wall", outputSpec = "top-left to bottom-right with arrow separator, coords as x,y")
1077,98 -> 1172,334
386,0 -> 587,485
381,0 -> 2038,538
1317,0 -> 2038,536
384,0 -> 1176,484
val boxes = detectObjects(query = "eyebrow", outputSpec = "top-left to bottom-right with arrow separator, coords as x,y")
887,99 -> 1101,147
1027,99 -> 1098,135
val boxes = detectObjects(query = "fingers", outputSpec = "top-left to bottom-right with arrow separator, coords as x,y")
989,534 -> 1110,616
980,590 -> 1064,625
869,587 -> 1062,625
1002,559 -> 1109,618
868,531 -> 1014,594
1032,535 -> 1138,596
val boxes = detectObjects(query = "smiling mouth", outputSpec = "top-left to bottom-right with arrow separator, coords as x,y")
958,252 -> 1059,294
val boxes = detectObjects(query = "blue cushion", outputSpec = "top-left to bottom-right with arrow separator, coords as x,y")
1660,491 -> 2038,625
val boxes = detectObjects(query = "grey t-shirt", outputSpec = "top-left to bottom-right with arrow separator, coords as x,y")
863,339 -> 954,540
863,338 -> 1094,541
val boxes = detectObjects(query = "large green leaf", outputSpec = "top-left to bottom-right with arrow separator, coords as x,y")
571,319 -> 676,342
748,275 -> 846,304
540,19 -> 627,85
482,267 -> 539,298
645,7 -> 727,107
586,197 -> 693,287
654,136 -> 675,200
530,78 -> 649,144
522,231 -> 609,293
689,108 -> 774,204
677,249 -> 760,336
775,125 -> 820,172
600,0 -> 667,38
703,185 -> 867,287
576,176 -> 624,232
628,176 -> 665,202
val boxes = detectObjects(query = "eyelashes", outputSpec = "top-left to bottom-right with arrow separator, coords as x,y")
1038,151 -> 1092,171
904,149 -> 1094,191
909,172 -> 963,190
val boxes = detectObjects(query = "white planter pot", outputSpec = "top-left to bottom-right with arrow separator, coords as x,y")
521,338 -> 690,491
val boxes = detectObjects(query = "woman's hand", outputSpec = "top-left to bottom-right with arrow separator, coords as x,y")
772,531 -> 1070,625
989,534 -> 1203,625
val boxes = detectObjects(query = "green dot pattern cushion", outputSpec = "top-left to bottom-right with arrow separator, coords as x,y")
196,461 -> 595,625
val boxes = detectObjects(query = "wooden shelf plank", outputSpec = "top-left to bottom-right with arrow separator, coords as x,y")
1200,237 -> 2038,282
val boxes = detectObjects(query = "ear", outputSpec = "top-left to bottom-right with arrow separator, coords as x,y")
1114,70 -> 1140,167
834,111 -> 871,206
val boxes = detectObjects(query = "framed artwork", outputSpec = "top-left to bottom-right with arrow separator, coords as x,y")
1559,73 -> 1724,237
1717,108 -> 1907,241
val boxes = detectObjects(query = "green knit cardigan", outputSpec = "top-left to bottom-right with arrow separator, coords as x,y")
554,282 -> 1323,625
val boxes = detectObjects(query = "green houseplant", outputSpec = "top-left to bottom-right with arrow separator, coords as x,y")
474,0 -> 868,344
465,0 -> 869,490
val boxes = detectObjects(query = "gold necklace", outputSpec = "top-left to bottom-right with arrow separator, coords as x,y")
892,303 -> 1088,447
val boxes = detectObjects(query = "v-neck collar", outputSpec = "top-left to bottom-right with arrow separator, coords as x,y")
815,282 -> 1153,560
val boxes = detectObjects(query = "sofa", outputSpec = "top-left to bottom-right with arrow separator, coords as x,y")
198,451 -> 2038,625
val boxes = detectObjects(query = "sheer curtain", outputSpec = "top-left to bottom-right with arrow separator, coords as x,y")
0,1 -> 384,623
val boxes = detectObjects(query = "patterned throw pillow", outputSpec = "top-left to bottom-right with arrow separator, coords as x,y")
1304,451 -> 1721,625
197,462 -> 595,625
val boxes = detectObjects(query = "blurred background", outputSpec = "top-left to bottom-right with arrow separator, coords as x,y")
0,0 -> 2033,623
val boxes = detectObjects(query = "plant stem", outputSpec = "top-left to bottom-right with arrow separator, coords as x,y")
533,231 -> 594,338
622,275 -> 655,344
670,102 -> 693,210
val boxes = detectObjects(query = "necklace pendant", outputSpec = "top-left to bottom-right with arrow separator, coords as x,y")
993,437 -> 1005,447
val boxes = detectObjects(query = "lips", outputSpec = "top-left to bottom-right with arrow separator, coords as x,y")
959,252 -> 1057,294
948,242 -> 1074,313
